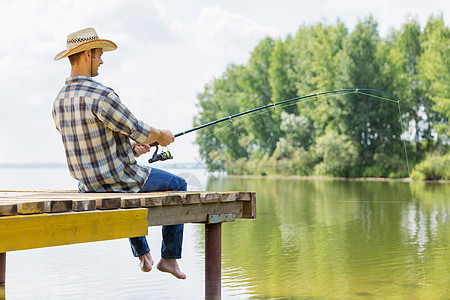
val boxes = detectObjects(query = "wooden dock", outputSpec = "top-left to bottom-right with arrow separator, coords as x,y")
0,190 -> 256,299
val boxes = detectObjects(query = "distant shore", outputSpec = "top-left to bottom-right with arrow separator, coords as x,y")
221,174 -> 450,183
1,164 -> 448,183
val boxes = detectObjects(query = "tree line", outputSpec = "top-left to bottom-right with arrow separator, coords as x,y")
194,15 -> 449,180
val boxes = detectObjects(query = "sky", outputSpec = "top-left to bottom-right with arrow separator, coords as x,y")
0,0 -> 448,165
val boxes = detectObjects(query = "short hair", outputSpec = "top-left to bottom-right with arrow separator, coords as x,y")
68,48 -> 99,65
68,51 -> 83,65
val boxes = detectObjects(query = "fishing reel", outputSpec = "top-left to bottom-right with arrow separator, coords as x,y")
148,145 -> 173,164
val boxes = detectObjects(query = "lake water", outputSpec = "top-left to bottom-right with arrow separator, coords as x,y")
1,168 -> 449,299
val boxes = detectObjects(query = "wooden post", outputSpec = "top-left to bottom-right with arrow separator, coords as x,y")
0,252 -> 5,300
0,253 -> 5,285
205,223 -> 221,300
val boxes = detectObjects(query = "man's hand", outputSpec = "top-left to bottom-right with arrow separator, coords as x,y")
156,129 -> 175,147
144,127 -> 175,147
131,142 -> 152,158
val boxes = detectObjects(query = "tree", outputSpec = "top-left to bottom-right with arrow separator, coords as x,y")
194,15 -> 449,178
394,18 -> 432,160
195,65 -> 249,171
240,37 -> 280,155
336,16 -> 405,175
419,15 -> 450,153
268,38 -> 297,113
288,21 -> 348,144
314,130 -> 359,177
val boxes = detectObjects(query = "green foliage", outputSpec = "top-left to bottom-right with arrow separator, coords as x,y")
269,38 -> 297,109
411,153 -> 450,180
194,15 -> 450,180
314,130 -> 359,177
241,37 -> 281,154
419,15 -> 450,153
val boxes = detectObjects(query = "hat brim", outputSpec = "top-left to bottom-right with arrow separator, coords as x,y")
54,39 -> 117,61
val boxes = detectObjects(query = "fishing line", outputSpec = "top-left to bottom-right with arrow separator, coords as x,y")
397,100 -> 427,287
181,87 -> 427,289
218,90 -> 360,126
194,96 -> 319,146
174,89 -> 363,138
357,91 -> 399,104
195,120 -> 235,145
193,89 -> 395,148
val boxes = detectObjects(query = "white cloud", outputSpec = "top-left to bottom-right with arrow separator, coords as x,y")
323,0 -> 449,36
0,0 -> 449,164
97,6 -> 280,162
175,6 -> 279,72
0,1 -> 280,163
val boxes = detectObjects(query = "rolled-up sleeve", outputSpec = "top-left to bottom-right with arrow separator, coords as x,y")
96,90 -> 151,144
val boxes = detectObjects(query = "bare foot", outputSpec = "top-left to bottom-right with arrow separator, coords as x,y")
157,258 -> 187,279
138,252 -> 154,272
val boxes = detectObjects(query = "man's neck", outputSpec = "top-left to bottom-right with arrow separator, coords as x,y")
70,69 -> 91,77
70,61 -> 92,77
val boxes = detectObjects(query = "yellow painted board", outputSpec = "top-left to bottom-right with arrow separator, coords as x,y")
0,208 -> 148,252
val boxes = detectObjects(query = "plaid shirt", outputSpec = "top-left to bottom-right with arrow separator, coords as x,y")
53,76 -> 151,192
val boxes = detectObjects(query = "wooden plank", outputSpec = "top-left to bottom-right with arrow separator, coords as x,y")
16,200 -> 45,215
1,190 -> 245,202
72,199 -> 96,212
120,197 -> 141,209
138,191 -> 193,207
0,208 -> 148,252
200,192 -> 220,203
162,195 -> 183,206
242,192 -> 256,219
184,193 -> 201,204
116,194 -> 145,209
44,200 -> 73,213
219,192 -> 239,202
1,191 -> 193,205
90,191 -> 202,205
147,202 -> 244,226
96,197 -> 121,210
0,201 -> 18,216
152,191 -> 201,204
140,194 -> 164,207
1,193 -> 116,200
4,193 -> 140,210
237,191 -> 252,201
0,190 -> 77,200
0,192 -> 38,198
0,193 -> 46,198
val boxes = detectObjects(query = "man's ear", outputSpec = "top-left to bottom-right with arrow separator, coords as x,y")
83,49 -> 91,60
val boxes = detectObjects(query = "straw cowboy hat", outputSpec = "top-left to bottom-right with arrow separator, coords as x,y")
54,28 -> 117,61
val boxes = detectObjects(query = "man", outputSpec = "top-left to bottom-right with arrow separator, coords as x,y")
52,28 -> 186,279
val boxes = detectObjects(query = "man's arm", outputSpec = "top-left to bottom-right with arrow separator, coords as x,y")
143,126 -> 174,146
132,127 -> 174,157
131,142 -> 151,157
94,91 -> 174,148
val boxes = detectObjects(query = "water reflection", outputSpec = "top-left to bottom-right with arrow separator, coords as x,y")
2,168 -> 449,299
206,177 -> 450,299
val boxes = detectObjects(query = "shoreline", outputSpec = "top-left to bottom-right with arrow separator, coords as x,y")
214,174 -> 450,183
0,165 -> 448,183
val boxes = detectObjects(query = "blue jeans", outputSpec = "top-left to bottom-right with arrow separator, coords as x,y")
129,168 -> 187,259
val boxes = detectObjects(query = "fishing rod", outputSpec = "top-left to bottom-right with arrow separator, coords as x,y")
148,88 -> 399,163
